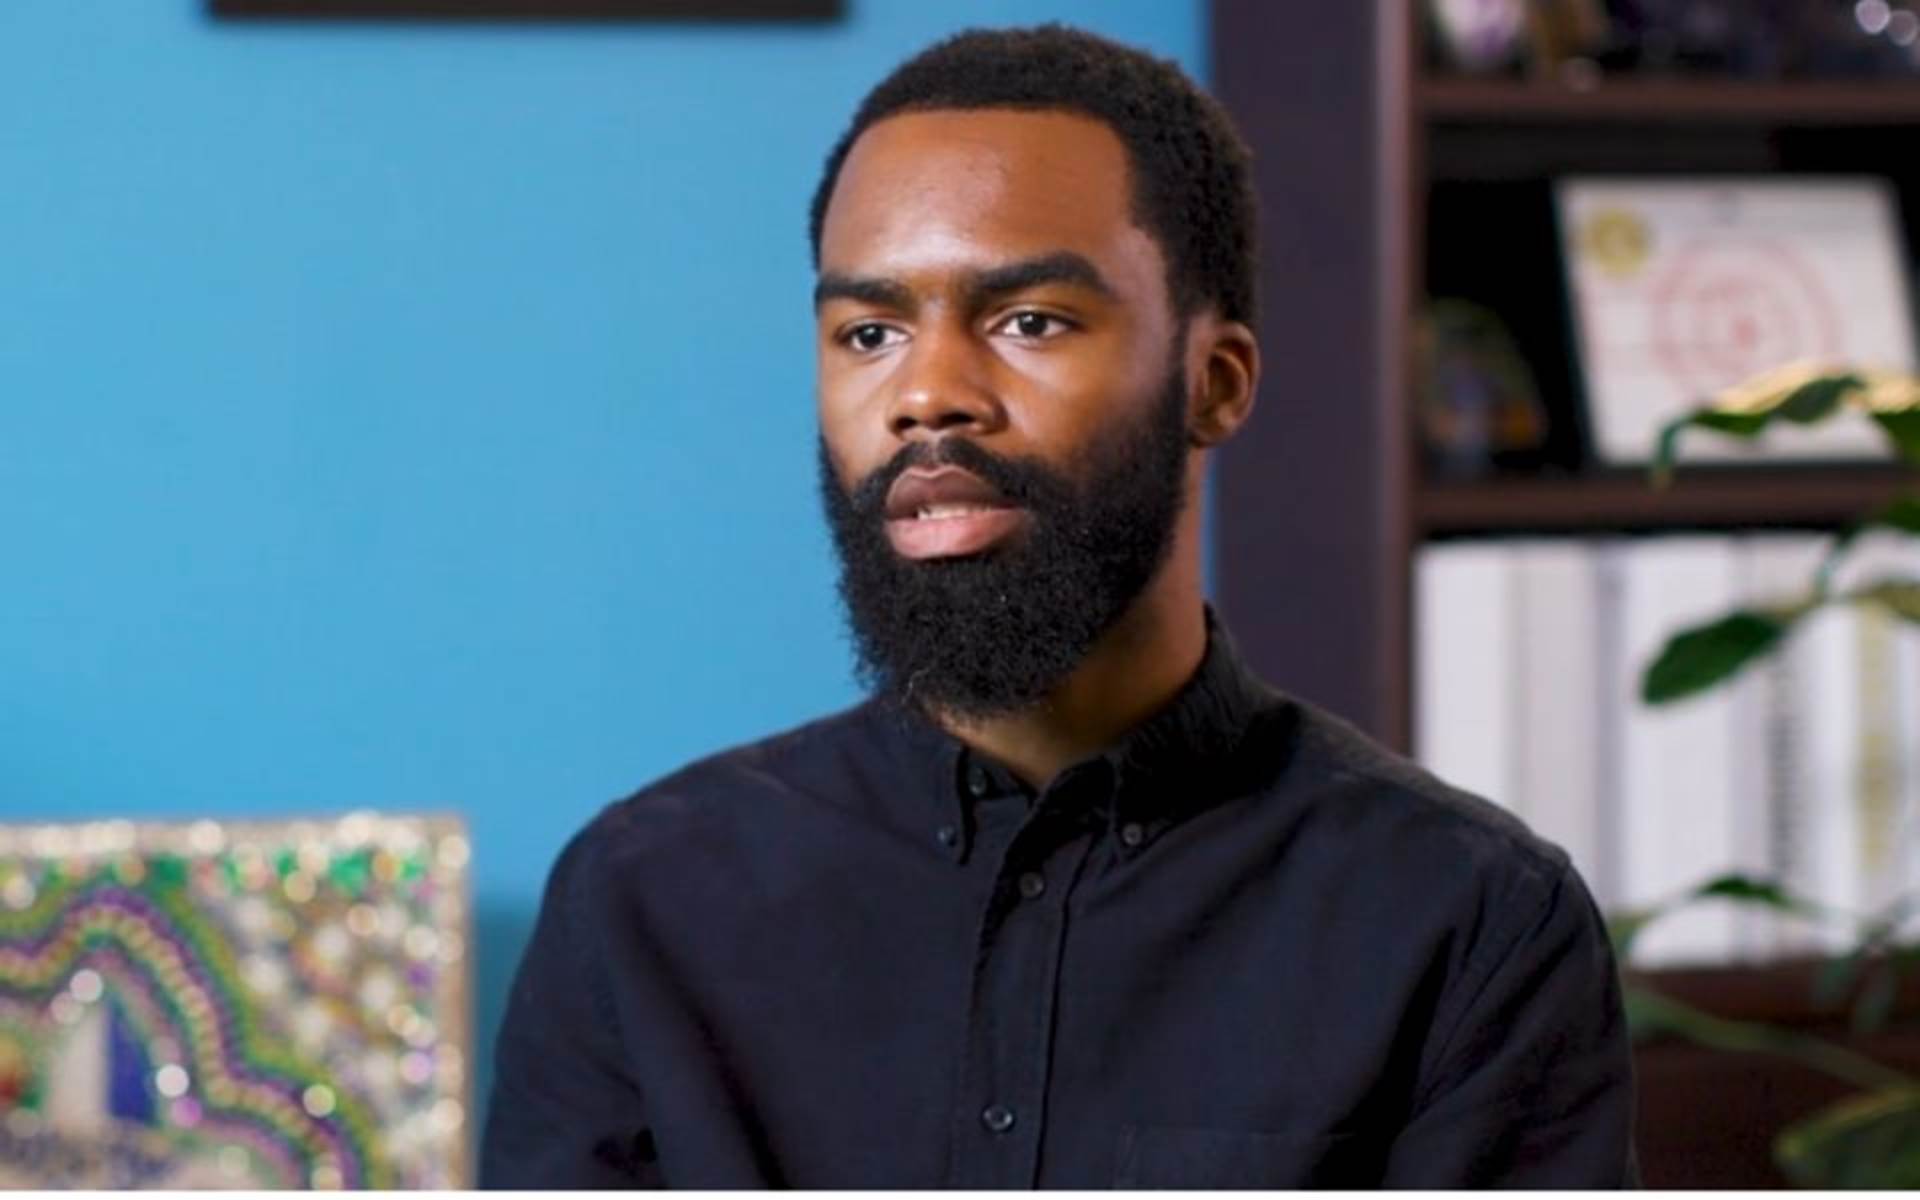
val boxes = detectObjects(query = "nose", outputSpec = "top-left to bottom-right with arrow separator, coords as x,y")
884,325 -> 1005,441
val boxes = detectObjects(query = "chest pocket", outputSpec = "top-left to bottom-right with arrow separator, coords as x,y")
1113,1124 -> 1364,1189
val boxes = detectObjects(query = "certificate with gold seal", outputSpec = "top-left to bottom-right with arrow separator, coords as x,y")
1557,177 -> 1917,465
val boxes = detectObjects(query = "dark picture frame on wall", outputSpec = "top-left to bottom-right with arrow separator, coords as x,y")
211,0 -> 840,19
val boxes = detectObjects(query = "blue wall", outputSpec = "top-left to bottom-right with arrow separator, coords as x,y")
0,0 -> 1204,1125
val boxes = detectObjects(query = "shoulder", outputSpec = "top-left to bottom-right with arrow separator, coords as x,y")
1247,694 -> 1613,1048
1249,691 -> 1583,928
559,699 -> 896,871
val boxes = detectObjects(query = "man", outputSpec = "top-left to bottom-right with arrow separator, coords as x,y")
482,24 -> 1636,1188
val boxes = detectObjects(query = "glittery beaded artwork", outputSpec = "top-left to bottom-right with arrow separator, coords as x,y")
0,813 -> 471,1188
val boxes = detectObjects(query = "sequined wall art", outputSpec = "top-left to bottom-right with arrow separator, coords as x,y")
0,813 -> 472,1188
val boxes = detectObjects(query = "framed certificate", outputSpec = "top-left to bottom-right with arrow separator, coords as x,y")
0,813 -> 471,1188
1557,177 -> 1918,465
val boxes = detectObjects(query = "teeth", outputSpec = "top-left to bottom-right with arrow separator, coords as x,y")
916,503 -> 992,521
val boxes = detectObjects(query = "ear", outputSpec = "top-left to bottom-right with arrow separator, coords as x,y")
1185,315 -> 1259,448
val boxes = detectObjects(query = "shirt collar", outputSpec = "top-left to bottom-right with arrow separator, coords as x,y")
877,607 -> 1283,854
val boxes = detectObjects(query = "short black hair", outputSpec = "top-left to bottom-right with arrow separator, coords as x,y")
808,23 -> 1257,324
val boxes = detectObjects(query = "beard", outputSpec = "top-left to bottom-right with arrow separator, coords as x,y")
818,359 -> 1191,721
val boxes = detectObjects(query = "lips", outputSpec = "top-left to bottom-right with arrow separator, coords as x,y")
883,467 -> 1029,559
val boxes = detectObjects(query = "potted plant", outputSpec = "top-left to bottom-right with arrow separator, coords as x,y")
1622,361 -> 1920,1186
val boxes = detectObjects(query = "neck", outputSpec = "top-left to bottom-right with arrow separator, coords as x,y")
936,504 -> 1208,790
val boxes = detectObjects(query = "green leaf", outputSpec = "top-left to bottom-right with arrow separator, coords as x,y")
1872,495 -> 1920,536
1693,410 -> 1775,435
1646,369 -> 1920,481
1691,873 -> 1802,911
1651,409 -> 1763,485
1777,1088 -> 1920,1188
1619,983 -> 1665,1041
1854,963 -> 1900,1034
1816,497 -> 1920,595
1641,611 -> 1791,704
1816,950 -> 1869,1009
1650,412 -> 1699,486
1873,409 -> 1920,465
1774,375 -> 1857,423
1629,982 -> 1915,1091
1607,908 -> 1657,958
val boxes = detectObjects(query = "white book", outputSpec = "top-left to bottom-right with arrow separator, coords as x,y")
1899,597 -> 1920,944
1509,540 -> 1610,909
1828,529 -> 1920,935
1414,542 -> 1520,812
1611,535 -> 1748,967
1789,601 -> 1867,954
1854,604 -> 1908,916
1734,533 -> 1832,958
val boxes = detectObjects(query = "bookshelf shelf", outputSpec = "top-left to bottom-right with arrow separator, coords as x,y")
1418,468 -> 1916,536
1216,5 -> 1920,1186
1420,77 -> 1920,124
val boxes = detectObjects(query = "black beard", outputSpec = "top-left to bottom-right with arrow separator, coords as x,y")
818,364 -> 1190,721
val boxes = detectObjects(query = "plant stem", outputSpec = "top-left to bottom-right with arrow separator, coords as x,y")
1632,986 -> 1918,1092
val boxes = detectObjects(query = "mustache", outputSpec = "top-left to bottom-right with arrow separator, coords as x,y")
845,437 -> 1058,517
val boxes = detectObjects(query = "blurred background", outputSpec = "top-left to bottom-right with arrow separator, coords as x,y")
0,0 -> 1201,1139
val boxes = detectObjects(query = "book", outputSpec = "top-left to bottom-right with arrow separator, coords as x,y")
1609,535 -> 1750,967
1736,533 -> 1832,958
1510,539 -> 1611,908
1414,541 -> 1520,811
1412,530 -> 1920,967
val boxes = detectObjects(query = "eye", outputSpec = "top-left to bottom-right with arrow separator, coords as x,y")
841,322 -> 905,353
994,310 -> 1073,340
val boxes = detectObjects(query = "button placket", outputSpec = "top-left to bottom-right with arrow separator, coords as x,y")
944,809 -> 1097,1188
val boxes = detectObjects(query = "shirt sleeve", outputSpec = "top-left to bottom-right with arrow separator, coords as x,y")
480,827 -> 661,1189
1380,857 -> 1640,1188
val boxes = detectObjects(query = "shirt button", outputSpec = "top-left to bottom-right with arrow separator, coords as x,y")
936,825 -> 959,849
1120,822 -> 1145,848
965,763 -> 991,799
980,1104 -> 1016,1133
1017,872 -> 1046,900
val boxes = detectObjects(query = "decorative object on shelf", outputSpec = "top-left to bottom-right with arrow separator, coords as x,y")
1595,0 -> 1789,76
1575,1 -> 1920,80
0,813 -> 471,1189
1526,0 -> 1613,82
1624,366 -> 1920,1187
1424,0 -> 1532,74
1414,299 -> 1551,477
1798,0 -> 1920,79
1558,177 -> 1918,467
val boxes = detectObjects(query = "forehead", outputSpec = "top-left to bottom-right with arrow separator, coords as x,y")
818,108 -> 1157,284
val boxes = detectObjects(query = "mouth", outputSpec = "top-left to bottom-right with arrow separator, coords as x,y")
882,467 -> 1030,560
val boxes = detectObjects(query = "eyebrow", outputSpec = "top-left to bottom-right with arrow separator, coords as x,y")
812,251 -> 1119,312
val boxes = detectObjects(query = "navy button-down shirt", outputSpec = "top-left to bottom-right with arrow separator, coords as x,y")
481,621 -> 1636,1188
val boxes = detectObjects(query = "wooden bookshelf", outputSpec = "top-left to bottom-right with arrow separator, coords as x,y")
1419,468 -> 1916,536
1421,77 -> 1920,124
1213,5 -> 1920,1187
1213,1 -> 1920,747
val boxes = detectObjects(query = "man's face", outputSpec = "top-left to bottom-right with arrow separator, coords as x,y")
814,109 -> 1193,716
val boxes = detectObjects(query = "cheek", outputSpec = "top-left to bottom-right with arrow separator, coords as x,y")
1000,349 -> 1157,451
816,383 -> 886,491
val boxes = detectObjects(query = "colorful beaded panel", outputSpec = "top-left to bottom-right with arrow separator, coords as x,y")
0,813 -> 471,1188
